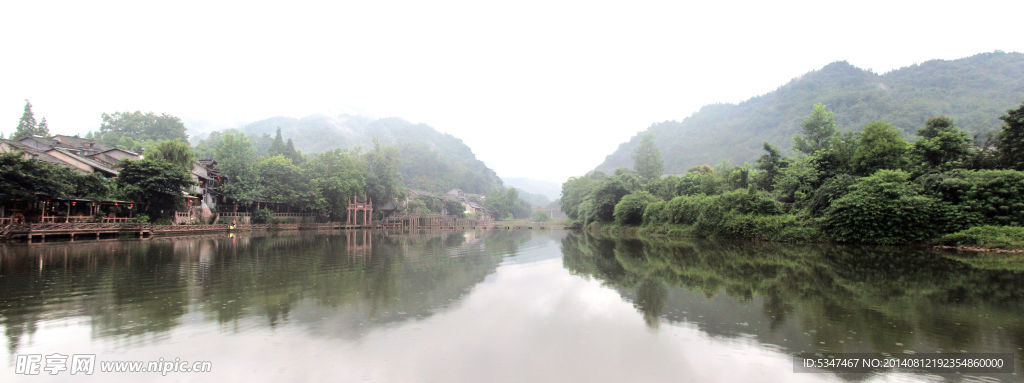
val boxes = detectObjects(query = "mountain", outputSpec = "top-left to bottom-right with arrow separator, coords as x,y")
217,114 -> 503,195
596,51 -> 1024,174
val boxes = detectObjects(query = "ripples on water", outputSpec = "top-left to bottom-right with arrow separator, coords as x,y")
1,230 -> 1022,382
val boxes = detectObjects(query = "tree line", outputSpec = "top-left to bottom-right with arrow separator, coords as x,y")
561,101 -> 1024,246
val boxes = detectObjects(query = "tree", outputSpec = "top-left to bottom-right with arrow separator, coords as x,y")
96,111 -> 188,151
12,100 -> 38,140
996,102 -> 1024,170
116,159 -> 194,221
0,152 -> 71,200
752,143 -> 786,191
793,104 -> 838,155
214,132 -> 259,205
613,191 -> 659,226
36,117 -> 49,137
269,127 -> 286,156
852,121 -> 907,175
307,149 -> 366,220
256,155 -> 314,209
632,133 -> 664,179
908,116 -> 972,174
823,170 -> 947,244
146,139 -> 196,171
484,187 -> 531,220
362,140 -> 405,206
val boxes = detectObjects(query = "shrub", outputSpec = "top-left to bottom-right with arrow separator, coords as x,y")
938,226 -> 1024,250
252,208 -> 274,224
720,214 -> 823,242
642,200 -> 668,225
665,194 -> 714,225
919,169 -> 1024,228
823,170 -> 948,244
715,189 -> 782,215
613,192 -> 659,226
806,174 -> 857,217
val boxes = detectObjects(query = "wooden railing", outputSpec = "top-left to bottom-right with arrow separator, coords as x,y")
102,217 -> 132,223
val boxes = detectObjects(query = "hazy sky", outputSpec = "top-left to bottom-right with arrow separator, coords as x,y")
2,0 -> 1023,183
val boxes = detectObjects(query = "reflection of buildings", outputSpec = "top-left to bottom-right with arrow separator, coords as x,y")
345,230 -> 372,256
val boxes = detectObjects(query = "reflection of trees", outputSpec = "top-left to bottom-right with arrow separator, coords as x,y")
562,232 -> 1024,358
0,230 -> 530,354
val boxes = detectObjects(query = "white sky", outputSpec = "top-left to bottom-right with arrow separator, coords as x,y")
2,0 -> 1023,184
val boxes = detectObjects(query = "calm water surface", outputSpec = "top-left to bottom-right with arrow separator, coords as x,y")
1,230 -> 1023,382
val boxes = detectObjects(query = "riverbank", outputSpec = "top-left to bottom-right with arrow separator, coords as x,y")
580,221 -> 1024,253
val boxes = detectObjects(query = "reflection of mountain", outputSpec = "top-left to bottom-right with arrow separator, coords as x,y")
0,230 -> 532,353
561,233 -> 1024,374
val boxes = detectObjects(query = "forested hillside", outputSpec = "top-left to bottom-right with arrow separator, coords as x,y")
597,51 -> 1024,173
195,115 -> 503,194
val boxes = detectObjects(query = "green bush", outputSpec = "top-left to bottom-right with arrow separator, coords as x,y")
613,192 -> 659,226
823,170 -> 948,244
919,169 -> 1024,228
716,189 -> 782,215
664,194 -> 714,225
806,174 -> 857,217
252,208 -> 274,224
642,201 -> 668,225
131,214 -> 150,223
938,226 -> 1024,250
720,214 -> 823,242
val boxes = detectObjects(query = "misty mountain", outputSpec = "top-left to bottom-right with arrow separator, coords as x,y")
502,177 -> 562,200
219,115 -> 503,195
596,51 -> 1024,174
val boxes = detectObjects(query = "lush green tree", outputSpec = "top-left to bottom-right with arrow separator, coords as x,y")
256,155 -> 315,209
307,149 -> 366,220
116,159 -> 194,221
793,103 -> 838,155
96,111 -> 188,151
560,172 -> 605,220
484,187 -> 531,220
531,210 -> 551,222
632,133 -> 664,179
268,127 -> 287,156
362,141 -> 405,206
852,121 -> 907,175
919,169 -> 1024,228
146,139 -> 195,171
752,143 -> 786,191
613,192 -> 659,226
12,100 -> 38,140
0,152 -> 72,200
996,102 -> 1024,170
586,177 -> 632,223
908,116 -> 972,174
214,132 -> 259,206
773,155 -> 821,205
823,170 -> 947,244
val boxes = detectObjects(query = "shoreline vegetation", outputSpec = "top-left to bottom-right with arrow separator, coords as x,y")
560,102 -> 1024,253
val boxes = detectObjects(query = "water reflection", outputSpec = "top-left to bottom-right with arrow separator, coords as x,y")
562,232 -> 1024,376
2,230 -> 1022,382
0,230 -> 530,355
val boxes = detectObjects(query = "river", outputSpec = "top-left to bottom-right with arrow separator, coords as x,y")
1,230 -> 1022,382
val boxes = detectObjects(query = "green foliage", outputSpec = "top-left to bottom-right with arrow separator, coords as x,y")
631,133 -> 664,179
613,192 -> 659,226
752,143 -> 785,191
306,149 -> 366,220
919,169 -> 1024,228
720,213 -> 823,242
256,155 -> 315,209
251,208 -> 274,224
96,111 -> 188,152
214,132 -> 259,205
13,100 -> 45,140
116,159 -> 194,220
363,141 -> 405,206
823,170 -> 947,244
146,139 -> 195,171
996,102 -> 1024,170
560,172 -> 605,220
773,155 -> 820,205
641,200 -> 668,225
485,187 -> 531,220
586,177 -> 633,223
852,121 -> 908,175
0,153 -> 74,200
806,174 -> 857,217
531,210 -> 551,222
908,116 -> 972,174
793,103 -> 838,155
939,226 -> 1024,250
